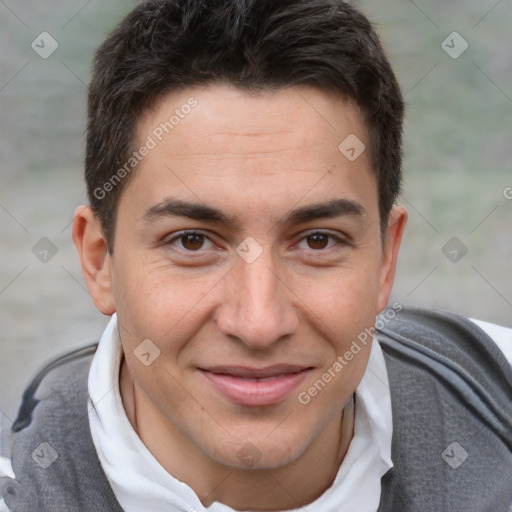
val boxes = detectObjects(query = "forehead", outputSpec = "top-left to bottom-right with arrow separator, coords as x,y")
138,84 -> 366,156
122,83 -> 377,225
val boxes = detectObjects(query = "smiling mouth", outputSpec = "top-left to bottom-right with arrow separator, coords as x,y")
199,365 -> 313,406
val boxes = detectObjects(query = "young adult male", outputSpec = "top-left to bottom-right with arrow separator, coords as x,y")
1,0 -> 511,511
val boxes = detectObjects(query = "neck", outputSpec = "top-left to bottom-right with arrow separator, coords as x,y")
120,357 -> 355,510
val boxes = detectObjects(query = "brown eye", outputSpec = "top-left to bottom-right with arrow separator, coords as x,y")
307,233 -> 329,250
166,231 -> 216,254
181,233 -> 205,251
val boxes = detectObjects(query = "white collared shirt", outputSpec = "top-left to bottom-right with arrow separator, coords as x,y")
1,314 -> 510,512
87,313 -> 394,512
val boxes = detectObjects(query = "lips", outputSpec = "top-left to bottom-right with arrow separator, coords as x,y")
203,364 -> 309,379
199,364 -> 312,406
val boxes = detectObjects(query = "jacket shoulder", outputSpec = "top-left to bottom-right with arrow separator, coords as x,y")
1,343 -> 123,511
376,304 -> 512,512
376,303 -> 512,429
12,343 -> 98,433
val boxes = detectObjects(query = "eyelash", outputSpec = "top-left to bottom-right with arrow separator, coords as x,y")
165,230 -> 349,254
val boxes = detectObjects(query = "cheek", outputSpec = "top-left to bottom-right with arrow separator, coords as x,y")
112,253 -> 210,331
299,272 -> 377,404
111,255 -> 229,384
292,260 -> 382,332
297,330 -> 371,433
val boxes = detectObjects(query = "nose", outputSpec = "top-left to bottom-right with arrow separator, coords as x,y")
215,250 -> 299,351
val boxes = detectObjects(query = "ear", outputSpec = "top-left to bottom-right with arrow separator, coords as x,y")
376,205 -> 408,314
72,205 -> 116,315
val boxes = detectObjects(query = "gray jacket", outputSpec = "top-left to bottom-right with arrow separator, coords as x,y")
1,305 -> 512,511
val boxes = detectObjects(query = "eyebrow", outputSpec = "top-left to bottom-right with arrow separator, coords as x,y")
283,198 -> 364,225
141,197 -> 365,228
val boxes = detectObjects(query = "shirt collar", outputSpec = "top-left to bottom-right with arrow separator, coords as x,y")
88,313 -> 393,512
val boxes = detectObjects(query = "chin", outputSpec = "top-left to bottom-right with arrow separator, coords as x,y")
208,427 -> 311,471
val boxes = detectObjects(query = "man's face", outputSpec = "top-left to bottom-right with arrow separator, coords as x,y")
102,84 -> 404,470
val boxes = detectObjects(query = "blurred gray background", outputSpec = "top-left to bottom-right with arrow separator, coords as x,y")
1,0 -> 511,449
